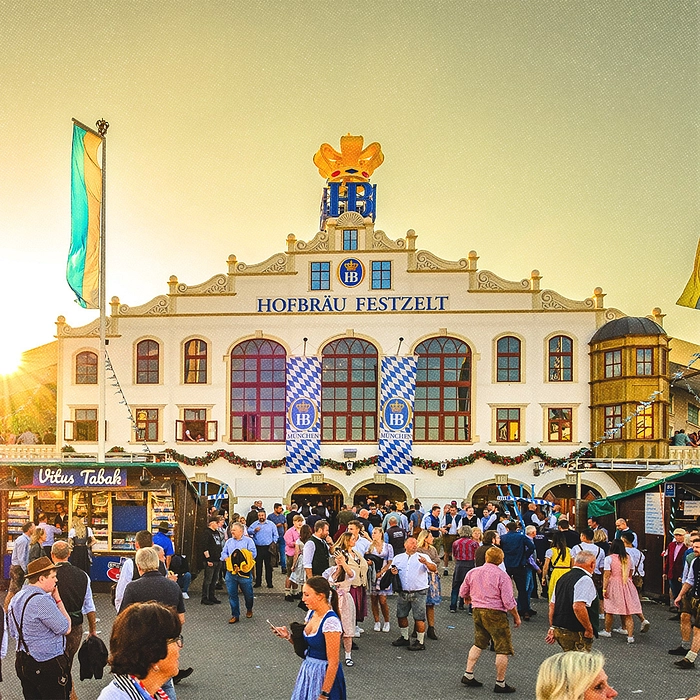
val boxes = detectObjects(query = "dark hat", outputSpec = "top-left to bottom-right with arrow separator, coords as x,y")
27,556 -> 57,579
157,522 -> 171,532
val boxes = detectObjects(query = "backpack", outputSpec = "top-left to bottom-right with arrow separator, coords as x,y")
226,547 -> 255,575
170,554 -> 189,575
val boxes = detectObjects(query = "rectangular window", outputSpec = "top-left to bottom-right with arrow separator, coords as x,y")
371,261 -> 391,290
604,405 -> 623,437
688,404 -> 699,426
604,350 -> 622,378
135,409 -> 159,442
75,409 -> 97,441
342,229 -> 358,250
636,348 -> 653,375
548,408 -> 572,442
496,408 -> 520,442
310,262 -> 331,290
636,405 -> 653,439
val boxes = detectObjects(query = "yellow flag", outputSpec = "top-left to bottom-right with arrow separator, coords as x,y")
677,238 -> 700,310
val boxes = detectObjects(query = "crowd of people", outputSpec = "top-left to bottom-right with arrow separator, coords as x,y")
3,496 -> 700,699
0,428 -> 56,445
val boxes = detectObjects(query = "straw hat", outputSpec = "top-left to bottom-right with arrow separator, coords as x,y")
26,556 -> 57,579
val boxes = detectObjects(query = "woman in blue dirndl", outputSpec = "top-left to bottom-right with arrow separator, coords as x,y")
272,576 -> 346,700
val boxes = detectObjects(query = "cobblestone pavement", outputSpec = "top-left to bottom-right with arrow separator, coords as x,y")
1,568 -> 698,699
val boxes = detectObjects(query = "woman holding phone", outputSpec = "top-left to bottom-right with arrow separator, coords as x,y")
271,576 -> 346,700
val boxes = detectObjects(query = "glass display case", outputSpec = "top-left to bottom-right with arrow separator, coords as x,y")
6,492 -> 32,552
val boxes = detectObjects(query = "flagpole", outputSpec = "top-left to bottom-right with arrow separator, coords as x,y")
96,119 -> 109,463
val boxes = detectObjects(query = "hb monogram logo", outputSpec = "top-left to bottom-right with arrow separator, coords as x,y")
288,397 -> 319,431
382,397 -> 412,431
338,258 -> 365,288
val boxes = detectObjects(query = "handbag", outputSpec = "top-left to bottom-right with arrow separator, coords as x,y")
427,571 -> 442,605
289,621 -> 308,659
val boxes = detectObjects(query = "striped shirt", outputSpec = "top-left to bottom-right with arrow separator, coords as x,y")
8,585 -> 69,662
453,537 -> 479,561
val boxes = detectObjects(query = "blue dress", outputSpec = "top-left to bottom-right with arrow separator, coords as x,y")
291,610 -> 346,700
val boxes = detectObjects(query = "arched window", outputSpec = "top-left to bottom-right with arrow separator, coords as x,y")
548,335 -> 573,382
230,339 -> 286,442
136,340 -> 159,384
75,351 -> 98,384
184,339 -> 207,383
414,337 -> 471,442
496,336 -> 521,382
322,338 -> 378,442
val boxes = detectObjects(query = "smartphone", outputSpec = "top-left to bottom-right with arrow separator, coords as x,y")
266,619 -> 276,629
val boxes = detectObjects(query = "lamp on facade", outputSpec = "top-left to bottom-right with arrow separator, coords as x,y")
533,461 -> 544,477
255,461 -> 263,476
437,461 -> 447,477
345,461 -> 355,476
139,468 -> 153,486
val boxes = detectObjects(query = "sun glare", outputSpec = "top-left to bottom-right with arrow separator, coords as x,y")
0,346 -> 22,376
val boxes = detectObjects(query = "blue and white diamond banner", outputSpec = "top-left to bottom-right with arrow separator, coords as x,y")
286,356 -> 321,474
378,356 -> 417,474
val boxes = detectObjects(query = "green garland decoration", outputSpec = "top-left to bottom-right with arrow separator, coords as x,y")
164,446 -> 592,472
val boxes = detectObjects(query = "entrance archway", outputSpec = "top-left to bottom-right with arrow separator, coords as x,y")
291,482 -> 345,516
541,483 -> 603,522
470,483 -> 531,511
353,482 -> 410,508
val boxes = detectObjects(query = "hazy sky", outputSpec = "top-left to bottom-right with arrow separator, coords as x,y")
1,1 -> 697,371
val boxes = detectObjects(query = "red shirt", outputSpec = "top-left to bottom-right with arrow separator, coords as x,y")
453,537 -> 479,561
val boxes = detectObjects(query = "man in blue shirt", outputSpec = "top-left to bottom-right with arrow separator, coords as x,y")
8,556 -> 72,699
153,522 -> 175,568
267,504 -> 288,574
500,521 -> 536,619
248,509 -> 279,588
4,521 -> 35,611
220,522 -> 257,623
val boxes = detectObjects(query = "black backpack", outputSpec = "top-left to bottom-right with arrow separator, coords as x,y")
170,554 -> 189,575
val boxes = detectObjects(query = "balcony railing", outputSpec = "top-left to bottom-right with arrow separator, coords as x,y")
0,445 -> 170,463
0,445 -> 60,460
669,446 -> 700,464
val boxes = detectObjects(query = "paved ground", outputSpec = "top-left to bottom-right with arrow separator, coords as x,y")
1,568 -> 699,699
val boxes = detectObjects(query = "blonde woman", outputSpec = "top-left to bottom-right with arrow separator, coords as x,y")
335,532 -> 368,636
28,527 -> 46,563
68,515 -> 95,574
416,529 -> 441,639
536,651 -> 617,699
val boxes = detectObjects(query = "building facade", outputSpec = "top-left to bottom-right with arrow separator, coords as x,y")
54,135 -> 677,513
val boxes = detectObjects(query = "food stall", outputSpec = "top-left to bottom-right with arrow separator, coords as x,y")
0,458 -> 204,589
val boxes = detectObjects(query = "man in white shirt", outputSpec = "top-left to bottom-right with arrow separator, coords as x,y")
346,521 -> 371,556
570,528 -> 606,615
390,537 -> 438,652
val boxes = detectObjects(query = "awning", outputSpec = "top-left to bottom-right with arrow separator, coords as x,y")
587,467 -> 700,517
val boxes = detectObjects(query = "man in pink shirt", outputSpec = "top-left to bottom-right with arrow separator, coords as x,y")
459,546 -> 520,694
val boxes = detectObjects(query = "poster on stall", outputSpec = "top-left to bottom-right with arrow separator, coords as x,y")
644,491 -> 664,535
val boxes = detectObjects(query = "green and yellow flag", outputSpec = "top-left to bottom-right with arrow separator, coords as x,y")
67,121 -> 102,309
677,238 -> 700,310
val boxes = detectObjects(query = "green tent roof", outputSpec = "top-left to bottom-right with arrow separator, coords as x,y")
587,467 -> 700,518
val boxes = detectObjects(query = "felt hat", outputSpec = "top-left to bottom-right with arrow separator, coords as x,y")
157,521 -> 171,532
27,556 -> 57,579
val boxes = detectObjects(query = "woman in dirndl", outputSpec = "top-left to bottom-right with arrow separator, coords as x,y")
271,576 -> 346,700
335,532 -> 368,637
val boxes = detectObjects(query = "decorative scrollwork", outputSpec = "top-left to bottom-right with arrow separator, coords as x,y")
476,271 -> 529,290
414,250 -> 469,272
235,254 -> 288,274
59,317 -> 113,337
119,296 -> 170,316
175,275 -> 228,295
604,308 -> 626,321
371,230 -> 406,250
540,290 -> 595,310
295,232 -> 330,251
